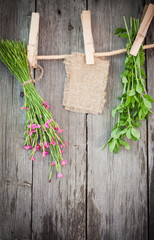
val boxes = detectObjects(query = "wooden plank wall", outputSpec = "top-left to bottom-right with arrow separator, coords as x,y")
0,0 -> 153,240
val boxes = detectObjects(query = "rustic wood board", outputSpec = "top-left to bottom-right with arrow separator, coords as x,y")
146,14 -> 154,240
32,1 -> 87,239
0,0 -> 153,239
87,1 -> 148,239
0,0 -> 34,239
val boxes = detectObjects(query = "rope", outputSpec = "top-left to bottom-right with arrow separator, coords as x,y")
23,64 -> 44,86
36,43 -> 154,60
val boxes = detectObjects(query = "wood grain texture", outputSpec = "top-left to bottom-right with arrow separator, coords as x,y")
87,1 -> 148,239
32,0 -> 86,239
0,0 -> 34,239
146,14 -> 154,240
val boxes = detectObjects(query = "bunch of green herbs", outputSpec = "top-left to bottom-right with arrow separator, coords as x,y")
103,17 -> 154,153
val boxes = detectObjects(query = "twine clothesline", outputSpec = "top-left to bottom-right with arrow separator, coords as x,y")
23,43 -> 154,85
36,43 -> 154,60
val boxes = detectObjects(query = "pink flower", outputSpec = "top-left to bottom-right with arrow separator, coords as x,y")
42,101 -> 48,105
28,124 -> 39,129
43,142 -> 50,148
42,151 -> 48,157
25,130 -> 36,136
29,120 -> 31,123
53,126 -> 59,131
44,122 -> 49,128
61,150 -> 65,154
61,160 -> 67,165
20,107 -> 30,110
57,173 -> 63,178
47,119 -> 53,123
23,145 -> 32,150
50,140 -> 56,146
51,161 -> 55,166
31,156 -> 35,161
29,130 -> 36,136
40,115 -> 42,118
57,129 -> 64,134
45,104 -> 50,109
60,144 -> 64,149
36,145 -> 40,151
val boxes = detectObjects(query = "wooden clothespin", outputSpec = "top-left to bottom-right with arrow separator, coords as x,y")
81,10 -> 95,64
130,4 -> 154,56
28,12 -> 40,68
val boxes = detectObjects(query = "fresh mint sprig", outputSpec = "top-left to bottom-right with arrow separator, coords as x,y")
103,17 -> 154,154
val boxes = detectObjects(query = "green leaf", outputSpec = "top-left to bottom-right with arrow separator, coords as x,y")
122,76 -> 128,83
140,53 -> 145,66
117,33 -> 128,38
143,98 -> 152,109
144,94 -> 154,103
140,78 -> 145,86
136,55 -> 140,65
109,139 -> 117,152
138,109 -> 142,120
125,96 -> 131,106
128,89 -> 135,96
141,68 -> 146,78
112,108 -> 117,118
136,82 -> 142,94
126,128 -> 131,139
111,128 -> 121,139
119,139 -> 130,150
115,28 -> 126,35
119,121 -> 127,126
131,128 -> 140,139
113,142 -> 120,154
132,121 -> 142,128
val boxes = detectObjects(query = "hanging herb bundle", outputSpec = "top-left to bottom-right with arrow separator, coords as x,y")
0,40 -> 68,181
103,17 -> 154,153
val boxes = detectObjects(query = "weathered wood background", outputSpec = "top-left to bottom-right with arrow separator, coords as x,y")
0,0 -> 153,239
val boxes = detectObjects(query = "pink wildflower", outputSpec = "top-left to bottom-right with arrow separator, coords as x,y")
57,172 -> 63,178
57,129 -> 64,134
50,140 -> 56,146
25,130 -> 36,136
20,107 -> 30,110
29,130 -> 36,136
47,119 -> 53,123
44,122 -> 49,128
53,126 -> 59,131
42,101 -> 48,105
60,144 -> 64,149
23,145 -> 32,150
40,115 -> 42,118
51,161 -> 55,166
42,151 -> 48,157
31,156 -> 35,161
45,104 -> 50,109
44,142 -> 50,148
36,145 -> 40,151
61,150 -> 65,154
61,160 -> 67,166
